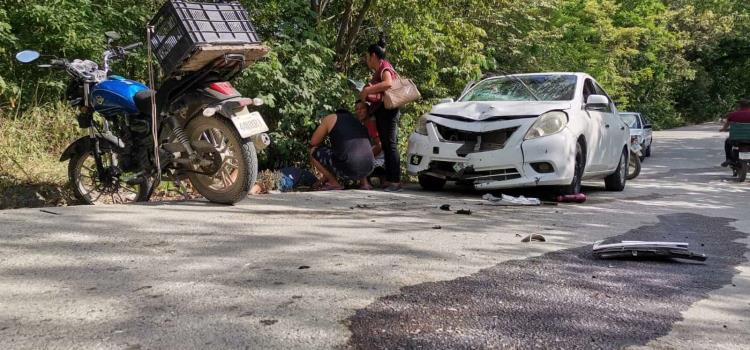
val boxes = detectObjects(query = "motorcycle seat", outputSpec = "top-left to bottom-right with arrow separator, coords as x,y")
134,90 -> 156,116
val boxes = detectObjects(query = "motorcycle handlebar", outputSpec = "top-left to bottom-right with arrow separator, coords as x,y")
122,42 -> 143,51
50,59 -> 67,67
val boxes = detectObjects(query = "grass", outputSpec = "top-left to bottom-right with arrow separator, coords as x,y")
0,103 -> 82,209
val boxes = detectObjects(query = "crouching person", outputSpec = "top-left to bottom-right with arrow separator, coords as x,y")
309,101 -> 375,190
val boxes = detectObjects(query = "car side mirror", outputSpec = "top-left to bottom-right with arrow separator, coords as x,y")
15,50 -> 40,63
438,98 -> 454,104
585,94 -> 609,110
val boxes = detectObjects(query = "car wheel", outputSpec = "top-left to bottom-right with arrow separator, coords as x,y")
739,162 -> 748,183
605,148 -> 628,191
558,142 -> 584,195
418,174 -> 447,191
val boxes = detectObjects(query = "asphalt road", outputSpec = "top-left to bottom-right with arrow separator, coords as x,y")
1,124 -> 748,350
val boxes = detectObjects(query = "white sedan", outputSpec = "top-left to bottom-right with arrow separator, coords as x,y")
407,72 -> 630,194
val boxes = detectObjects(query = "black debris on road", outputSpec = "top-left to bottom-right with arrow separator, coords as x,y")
346,213 -> 748,350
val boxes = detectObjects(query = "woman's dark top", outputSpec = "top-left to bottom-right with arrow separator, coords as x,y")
330,110 -> 375,179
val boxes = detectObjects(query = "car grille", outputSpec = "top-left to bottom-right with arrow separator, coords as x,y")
429,161 -> 521,182
434,123 -> 518,156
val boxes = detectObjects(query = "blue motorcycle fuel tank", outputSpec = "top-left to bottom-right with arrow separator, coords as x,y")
90,76 -> 148,117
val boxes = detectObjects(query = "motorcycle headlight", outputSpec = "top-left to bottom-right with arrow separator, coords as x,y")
524,111 -> 569,140
415,115 -> 430,135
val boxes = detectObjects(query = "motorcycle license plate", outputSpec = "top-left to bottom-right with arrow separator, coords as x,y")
231,109 -> 269,139
739,152 -> 750,160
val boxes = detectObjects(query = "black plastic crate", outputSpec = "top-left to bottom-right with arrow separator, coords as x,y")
150,0 -> 261,76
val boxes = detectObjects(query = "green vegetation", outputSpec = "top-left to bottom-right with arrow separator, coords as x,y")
1,0 -> 749,207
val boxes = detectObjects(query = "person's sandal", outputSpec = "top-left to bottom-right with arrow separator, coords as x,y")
319,184 -> 344,191
383,184 -> 403,193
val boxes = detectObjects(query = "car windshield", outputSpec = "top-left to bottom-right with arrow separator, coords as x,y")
620,114 -> 641,128
460,74 -> 577,102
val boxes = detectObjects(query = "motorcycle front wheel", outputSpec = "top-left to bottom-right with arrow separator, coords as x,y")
68,147 -> 151,205
185,116 -> 257,205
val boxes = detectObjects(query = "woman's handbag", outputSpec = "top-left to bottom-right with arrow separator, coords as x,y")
383,75 -> 421,109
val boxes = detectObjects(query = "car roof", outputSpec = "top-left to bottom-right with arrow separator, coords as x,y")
481,72 -> 590,80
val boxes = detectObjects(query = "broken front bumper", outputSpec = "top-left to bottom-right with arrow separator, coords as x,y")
407,122 -> 577,190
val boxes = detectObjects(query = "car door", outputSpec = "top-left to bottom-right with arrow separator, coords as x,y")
593,81 -> 626,170
581,78 -> 607,171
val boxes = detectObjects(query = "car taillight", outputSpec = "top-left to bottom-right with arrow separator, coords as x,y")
208,82 -> 238,96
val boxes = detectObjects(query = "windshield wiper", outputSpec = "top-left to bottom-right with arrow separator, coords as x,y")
507,74 -> 541,101
485,68 -> 542,101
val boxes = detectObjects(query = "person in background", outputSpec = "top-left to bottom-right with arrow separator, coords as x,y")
354,101 -> 384,189
309,102 -> 375,191
360,38 -> 402,192
720,98 -> 750,167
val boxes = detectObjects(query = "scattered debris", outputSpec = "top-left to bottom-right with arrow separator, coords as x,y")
298,266 -> 311,270
132,286 -> 153,292
292,295 -> 303,299
238,311 -> 254,318
39,209 -> 61,215
593,241 -> 707,261
260,319 -> 278,326
556,193 -> 587,203
521,234 -> 547,243
432,225 -> 442,230
440,204 -> 451,211
482,193 -> 541,206
455,209 -> 472,215
515,234 -> 522,238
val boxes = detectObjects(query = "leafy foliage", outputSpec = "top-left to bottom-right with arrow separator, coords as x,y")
0,0 -> 749,169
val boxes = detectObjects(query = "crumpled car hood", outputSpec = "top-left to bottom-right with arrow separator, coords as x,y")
430,101 -> 572,121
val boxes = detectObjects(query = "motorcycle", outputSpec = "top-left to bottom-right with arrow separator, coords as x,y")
627,136 -> 642,180
15,31 -> 270,205
728,124 -> 750,183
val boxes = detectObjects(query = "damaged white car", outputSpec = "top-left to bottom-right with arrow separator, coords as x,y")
407,73 -> 630,194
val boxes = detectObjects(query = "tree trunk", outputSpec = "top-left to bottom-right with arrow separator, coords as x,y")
334,0 -> 376,72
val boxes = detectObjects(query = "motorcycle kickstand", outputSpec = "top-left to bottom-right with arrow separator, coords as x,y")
172,178 -> 191,201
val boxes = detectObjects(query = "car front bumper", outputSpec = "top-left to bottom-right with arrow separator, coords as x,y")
407,123 -> 577,190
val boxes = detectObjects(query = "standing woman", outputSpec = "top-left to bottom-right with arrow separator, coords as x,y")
360,38 -> 402,192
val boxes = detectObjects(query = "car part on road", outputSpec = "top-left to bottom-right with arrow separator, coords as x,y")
482,193 -> 541,206
521,234 -> 546,242
592,241 -> 707,262
455,209 -> 472,215
439,204 -> 451,211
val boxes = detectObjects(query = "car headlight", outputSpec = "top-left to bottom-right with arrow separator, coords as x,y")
524,111 -> 569,140
415,115 -> 429,135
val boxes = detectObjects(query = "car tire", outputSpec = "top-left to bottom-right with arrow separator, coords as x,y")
644,142 -> 652,157
419,174 -> 447,191
739,162 -> 748,183
558,142 -> 584,195
605,148 -> 628,191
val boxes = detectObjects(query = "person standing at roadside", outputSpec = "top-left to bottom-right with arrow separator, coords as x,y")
360,38 -> 402,192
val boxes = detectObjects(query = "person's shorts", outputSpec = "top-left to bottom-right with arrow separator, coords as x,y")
313,147 -> 348,180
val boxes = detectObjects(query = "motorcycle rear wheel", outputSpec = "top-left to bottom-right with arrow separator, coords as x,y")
68,148 -> 150,205
185,116 -> 257,205
739,162 -> 748,183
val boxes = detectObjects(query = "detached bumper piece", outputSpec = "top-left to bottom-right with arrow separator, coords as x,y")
592,241 -> 707,262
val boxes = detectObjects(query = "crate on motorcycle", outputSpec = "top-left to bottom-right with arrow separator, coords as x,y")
730,123 -> 750,141
149,0 -> 267,77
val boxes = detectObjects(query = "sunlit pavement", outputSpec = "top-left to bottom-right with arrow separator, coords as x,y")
0,123 -> 748,349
